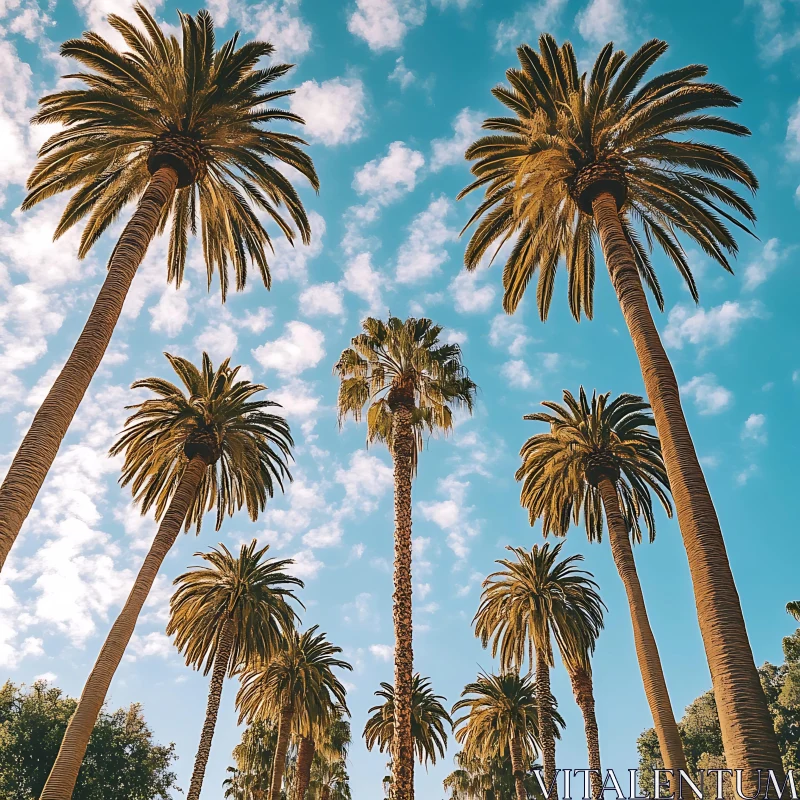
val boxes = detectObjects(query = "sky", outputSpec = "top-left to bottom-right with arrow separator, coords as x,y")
0,0 -> 799,797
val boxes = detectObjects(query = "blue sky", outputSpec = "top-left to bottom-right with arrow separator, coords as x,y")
0,0 -> 799,797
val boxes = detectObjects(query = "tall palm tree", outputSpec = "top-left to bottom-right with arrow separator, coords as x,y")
472,543 -> 596,796
363,674 -> 452,769
335,316 -> 476,800
167,540 -> 303,800
458,34 -> 780,782
40,352 -> 293,800
517,388 -> 687,790
452,671 -> 561,800
237,626 -> 352,800
0,3 -> 317,572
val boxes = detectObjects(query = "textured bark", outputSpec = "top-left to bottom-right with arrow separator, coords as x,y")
40,454 -> 207,800
568,665 -> 602,800
509,733 -> 528,800
598,476 -> 687,790
269,704 -> 294,800
593,191 -> 783,791
390,403 -> 415,800
0,166 -> 179,574
535,647 -> 557,799
186,616 -> 235,800
294,736 -> 315,800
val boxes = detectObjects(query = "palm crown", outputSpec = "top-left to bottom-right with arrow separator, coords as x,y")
452,672 -> 559,763
473,542 -> 604,672
334,317 -> 476,467
363,674 -> 452,767
110,352 -> 293,532
459,34 -> 757,317
25,3 -> 317,298
166,540 -> 303,675
517,388 -> 672,545
236,626 -> 352,732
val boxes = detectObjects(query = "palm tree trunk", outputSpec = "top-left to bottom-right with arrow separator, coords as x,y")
269,703 -> 294,800
40,454 -> 207,800
535,646 -> 557,799
567,664 -> 602,800
294,736 -> 315,800
321,788 -> 331,800
598,476 -> 687,791
186,616 -> 235,800
509,732 -> 528,800
0,165 -> 179,574
592,190 -> 782,790
390,403 -> 415,800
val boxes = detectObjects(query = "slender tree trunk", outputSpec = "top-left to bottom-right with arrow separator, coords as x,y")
293,736 -> 315,800
269,704 -> 294,800
598,476 -> 687,794
186,616 -> 235,800
535,646 -> 557,799
321,788 -> 331,800
40,453 -> 207,800
390,403 -> 415,800
593,191 -> 782,790
509,732 -> 528,800
567,664 -> 602,800
0,165 -> 179,574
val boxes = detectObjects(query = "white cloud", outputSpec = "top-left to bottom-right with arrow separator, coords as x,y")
194,321 -> 238,362
270,378 -> 322,422
252,321 -> 325,376
353,142 -> 425,204
237,307 -> 274,334
246,0 -> 312,60
446,329 -> 468,344
299,283 -> 345,316
575,0 -> 628,45
335,451 -> 393,514
664,301 -> 762,351
150,284 -> 191,337
290,78 -> 368,146
268,211 -> 326,284
787,99 -> 800,162
495,0 -> 567,51
743,238 -> 790,290
127,631 -> 172,661
489,314 -> 529,356
501,359 -> 536,390
747,0 -> 800,61
303,521 -> 344,548
736,463 -> 758,485
343,592 -> 380,627
347,0 -> 426,50
342,252 -> 386,312
34,671 -> 58,683
742,413 -> 767,444
681,374 -> 734,415
288,549 -> 323,579
369,643 -> 395,661
389,56 -> 415,89
430,108 -> 484,171
419,475 -> 479,559
396,196 -> 458,284
450,270 -> 496,314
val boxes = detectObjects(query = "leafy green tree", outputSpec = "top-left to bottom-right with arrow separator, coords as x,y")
168,540 -> 303,800
0,3 -> 316,574
0,681 -> 176,800
459,33 -> 779,784
224,721 -> 280,800
335,316 -> 476,800
42,352 -> 293,800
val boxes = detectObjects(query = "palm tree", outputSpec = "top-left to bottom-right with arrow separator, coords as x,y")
517,388 -> 687,790
472,543 -> 596,796
458,34 -> 780,782
167,540 -> 303,800
40,352 -> 293,800
334,316 -> 476,800
444,750 -> 541,800
237,626 -> 352,800
363,673 -> 452,770
788,603 -> 800,623
452,671 -> 561,800
225,721 -> 279,800
0,3 -> 317,573
309,716 -> 352,800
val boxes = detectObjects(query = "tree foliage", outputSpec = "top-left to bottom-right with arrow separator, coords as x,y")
0,681 -> 177,800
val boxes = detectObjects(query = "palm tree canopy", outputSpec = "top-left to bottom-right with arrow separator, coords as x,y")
25,3 -> 318,299
459,34 -> 757,317
334,316 -> 476,469
166,539 -> 304,675
452,671 -> 562,762
236,625 -> 352,735
110,351 -> 293,532
363,673 -> 452,767
517,387 -> 672,545
473,542 -> 604,671
788,603 -> 800,623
